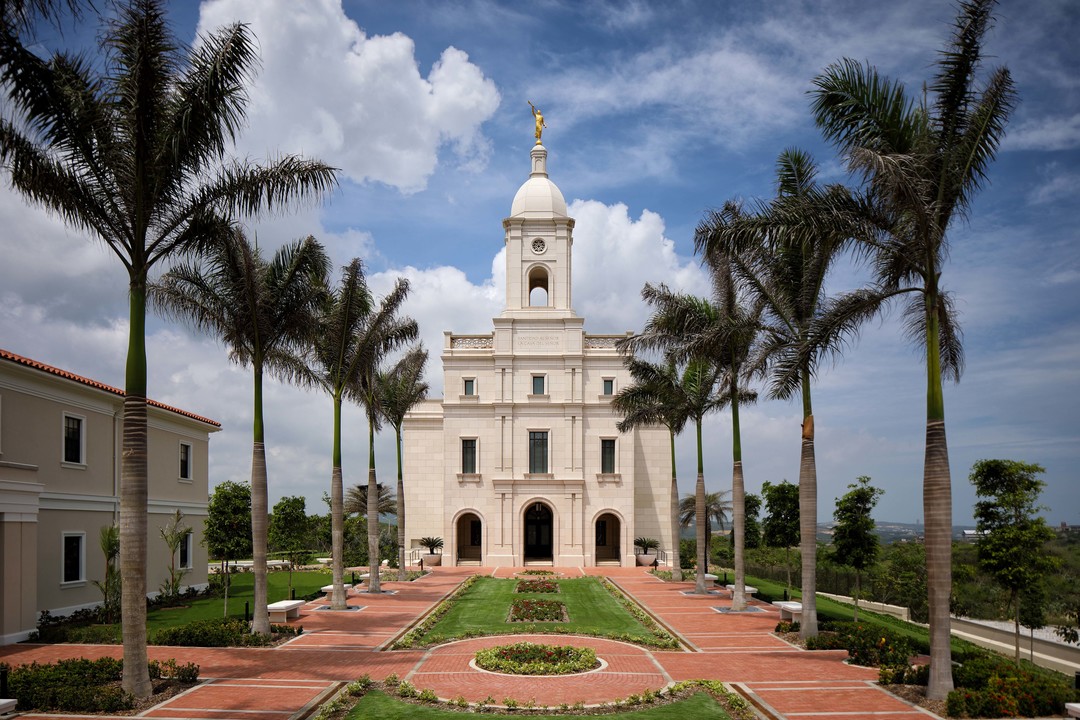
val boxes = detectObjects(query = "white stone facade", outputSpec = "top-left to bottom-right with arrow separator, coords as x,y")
402,143 -> 671,567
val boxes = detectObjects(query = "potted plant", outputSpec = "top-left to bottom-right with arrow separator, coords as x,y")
635,537 -> 660,566
419,536 -> 444,567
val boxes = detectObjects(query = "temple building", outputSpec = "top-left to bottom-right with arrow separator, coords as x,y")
402,139 -> 672,567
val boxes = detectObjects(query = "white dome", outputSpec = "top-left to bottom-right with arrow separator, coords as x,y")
509,144 -> 567,218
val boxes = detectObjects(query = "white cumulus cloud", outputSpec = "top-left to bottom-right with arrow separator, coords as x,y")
196,0 -> 501,192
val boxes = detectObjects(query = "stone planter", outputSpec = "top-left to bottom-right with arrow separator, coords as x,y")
635,553 -> 657,567
421,553 -> 442,567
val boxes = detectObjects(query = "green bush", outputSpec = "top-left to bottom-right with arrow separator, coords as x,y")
2,657 -> 132,712
878,663 -> 929,685
147,658 -> 200,682
948,653 -> 1075,717
811,622 -> 912,667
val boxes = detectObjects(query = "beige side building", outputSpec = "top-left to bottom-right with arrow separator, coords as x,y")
0,348 -> 219,644
402,142 -> 672,567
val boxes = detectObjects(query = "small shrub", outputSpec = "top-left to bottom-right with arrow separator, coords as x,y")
878,663 -> 929,686
418,687 -> 438,703
775,620 -> 800,634
5,657 -> 133,712
397,680 -> 418,698
474,641 -> 597,675
154,617 -> 290,647
384,672 -> 400,687
508,598 -> 565,622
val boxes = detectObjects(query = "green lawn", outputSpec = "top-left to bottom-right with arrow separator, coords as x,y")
742,574 -> 980,657
416,577 -> 659,645
146,570 -> 332,633
346,690 -> 733,719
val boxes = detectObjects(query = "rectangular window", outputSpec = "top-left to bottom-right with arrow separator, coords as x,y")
179,442 -> 192,480
62,533 -> 84,583
532,375 -> 545,395
601,438 -> 616,474
63,414 -> 83,464
529,431 -> 548,474
179,531 -> 193,569
461,438 -> 477,474
463,378 -> 475,396
602,378 -> 614,395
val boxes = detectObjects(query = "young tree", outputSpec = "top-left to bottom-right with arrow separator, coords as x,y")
743,493 -> 763,549
268,495 -> 312,595
762,480 -> 800,588
204,480 -> 252,617
829,476 -> 884,621
91,524 -> 121,624
809,1 -> 1015,696
344,483 -> 396,517
159,509 -> 191,601
679,491 -> 732,570
152,232 -> 330,634
971,459 -> 1058,665
0,1 -> 336,694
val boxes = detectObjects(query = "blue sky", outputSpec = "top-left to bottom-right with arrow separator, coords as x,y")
2,0 -> 1077,526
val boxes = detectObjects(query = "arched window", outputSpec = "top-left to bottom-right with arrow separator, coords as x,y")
528,266 -> 549,307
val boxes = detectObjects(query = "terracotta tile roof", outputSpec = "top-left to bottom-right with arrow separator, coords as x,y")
0,348 -> 221,428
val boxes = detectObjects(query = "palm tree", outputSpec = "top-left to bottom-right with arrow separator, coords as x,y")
627,277 -> 758,607
0,1 -> 336,695
151,231 -> 329,635
344,482 -> 397,517
375,346 -> 429,580
310,259 -> 372,610
696,149 -> 855,635
348,280 -> 418,594
808,0 -> 1015,698
611,356 -> 689,581
623,301 -> 726,595
678,490 -> 732,569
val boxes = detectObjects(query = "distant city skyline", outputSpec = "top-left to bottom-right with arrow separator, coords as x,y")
1,0 -> 1077,525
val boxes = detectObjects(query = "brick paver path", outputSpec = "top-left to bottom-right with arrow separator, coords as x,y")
0,567 -> 940,719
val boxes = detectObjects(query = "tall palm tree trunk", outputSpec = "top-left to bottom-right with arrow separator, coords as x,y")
731,380 -> 747,611
250,367 -> 270,634
120,280 -> 152,697
330,396 -> 347,610
925,293 -> 954,699
367,415 -> 381,593
396,429 -> 407,581
799,373 -> 819,639
669,429 -> 683,582
694,418 -> 708,594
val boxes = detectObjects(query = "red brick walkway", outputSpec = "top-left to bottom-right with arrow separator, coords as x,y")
0,567 -> 939,719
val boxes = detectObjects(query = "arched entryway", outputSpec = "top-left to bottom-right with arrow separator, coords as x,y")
523,501 -> 553,561
456,512 -> 482,564
594,512 -> 621,565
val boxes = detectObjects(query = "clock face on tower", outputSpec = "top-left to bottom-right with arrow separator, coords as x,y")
531,238 -> 546,254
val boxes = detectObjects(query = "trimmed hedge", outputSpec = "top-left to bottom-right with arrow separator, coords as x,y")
0,656 -> 199,712
153,617 -> 301,646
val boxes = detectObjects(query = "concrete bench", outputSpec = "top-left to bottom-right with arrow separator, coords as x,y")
703,573 -> 718,583
321,583 -> 352,596
773,600 -> 803,623
0,698 -> 16,714
267,599 -> 305,623
726,584 -> 758,596
1065,702 -> 1080,718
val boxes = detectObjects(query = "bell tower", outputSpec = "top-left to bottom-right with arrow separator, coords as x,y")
501,143 -> 576,318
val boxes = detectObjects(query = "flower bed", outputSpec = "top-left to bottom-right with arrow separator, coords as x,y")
509,598 -> 566,622
517,569 -> 558,576
474,641 -> 597,675
515,579 -> 559,593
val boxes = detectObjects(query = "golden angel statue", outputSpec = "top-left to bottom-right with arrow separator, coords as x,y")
528,100 -> 547,144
